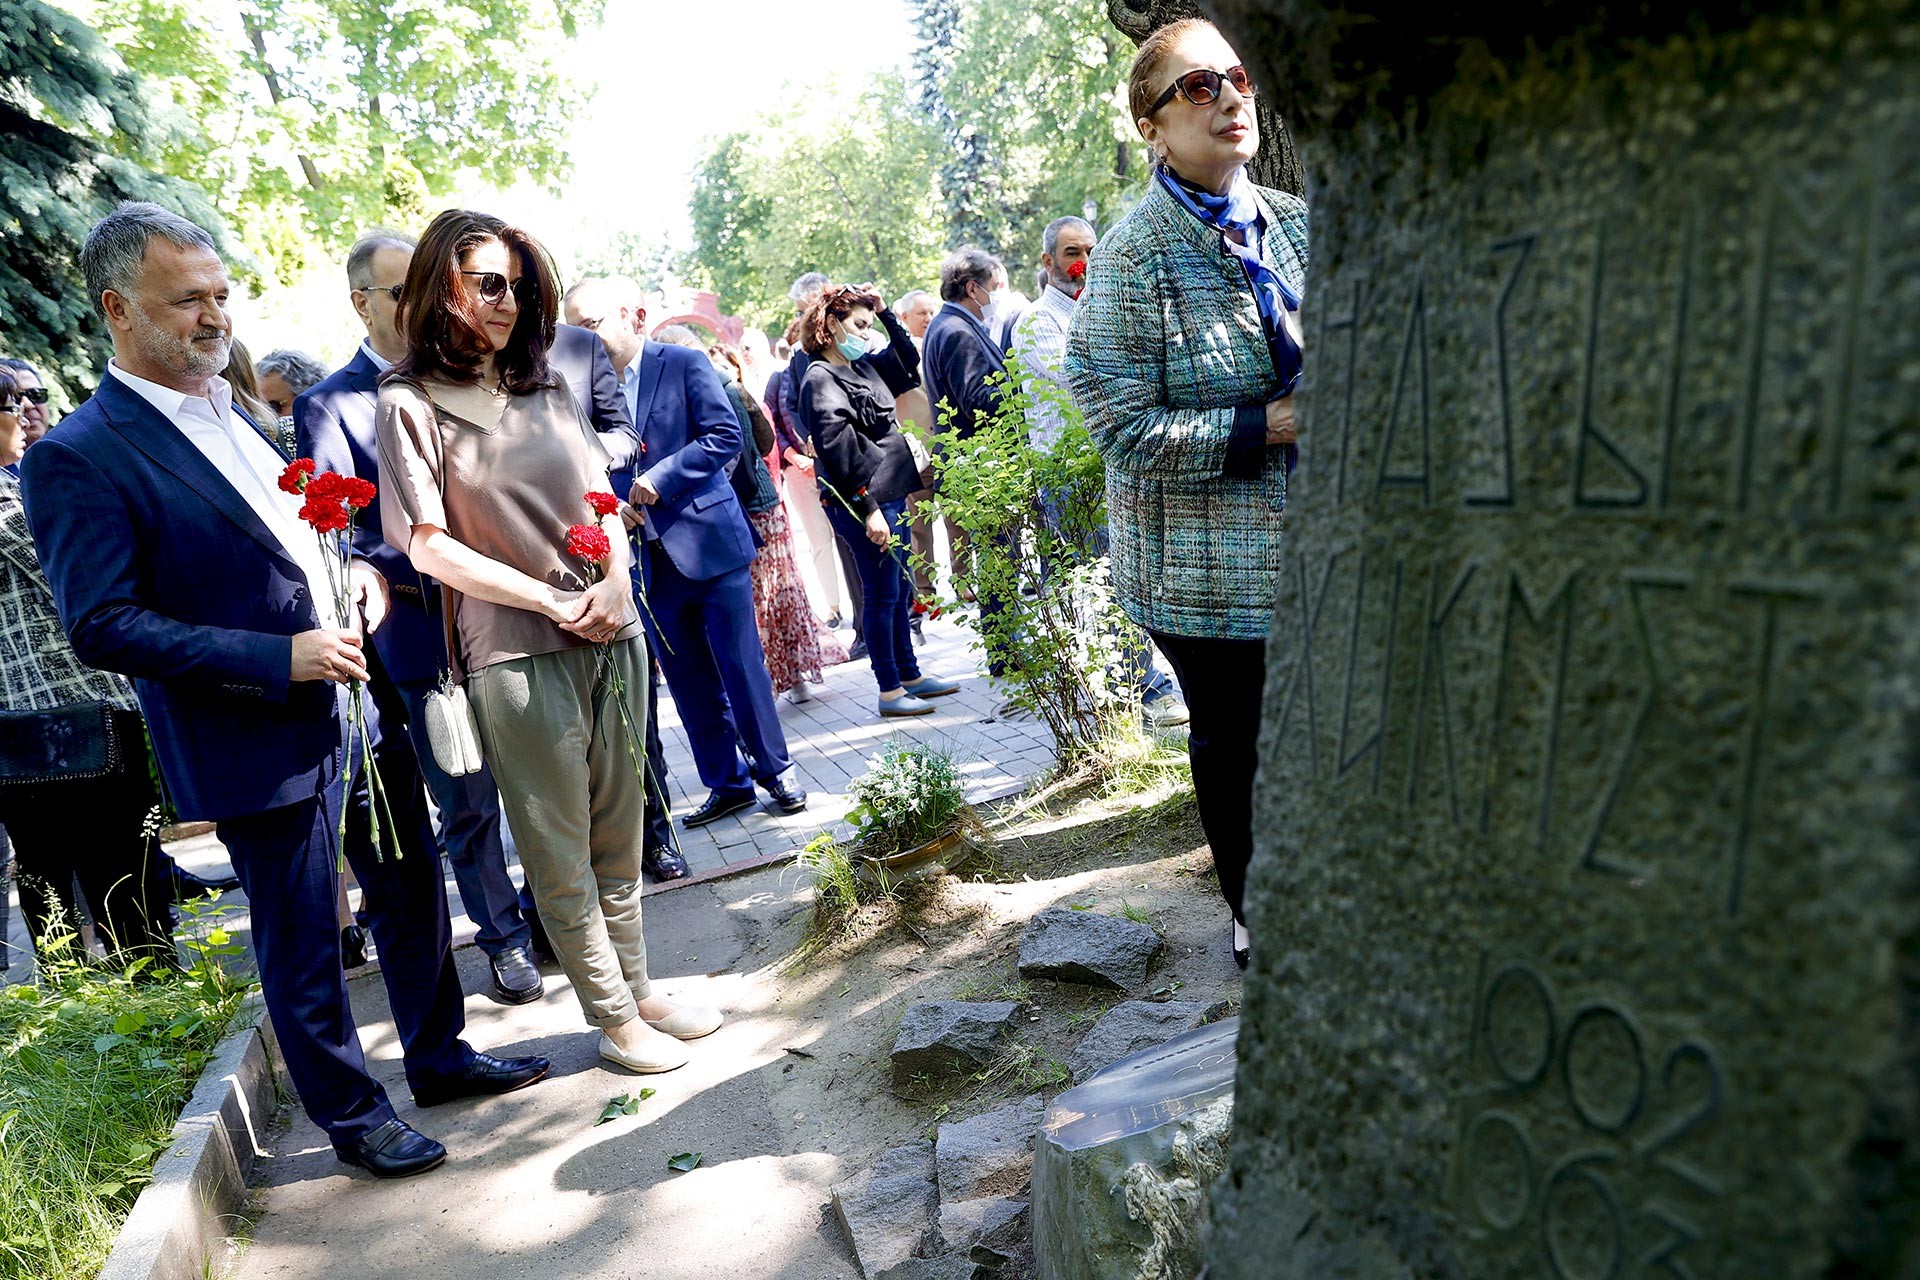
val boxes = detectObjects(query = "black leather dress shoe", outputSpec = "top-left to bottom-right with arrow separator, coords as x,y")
490,946 -> 544,1003
643,847 -> 691,881
411,1051 -> 552,1107
764,775 -> 808,814
337,1119 -> 447,1178
172,864 -> 240,899
340,925 -> 369,969
683,789 -> 756,829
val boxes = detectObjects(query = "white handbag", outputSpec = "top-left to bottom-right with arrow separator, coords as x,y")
422,675 -> 483,778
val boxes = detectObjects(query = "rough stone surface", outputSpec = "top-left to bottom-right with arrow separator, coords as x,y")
1066,1001 -> 1208,1083
1033,1022 -> 1236,1280
937,1197 -> 1029,1255
1190,2 -> 1920,1277
890,1002 -> 1019,1089
831,1140 -> 938,1280
875,1257 -> 978,1280
1016,908 -> 1162,991
935,1095 -> 1047,1204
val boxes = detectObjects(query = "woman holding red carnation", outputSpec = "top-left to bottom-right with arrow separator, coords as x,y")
374,209 -> 719,1075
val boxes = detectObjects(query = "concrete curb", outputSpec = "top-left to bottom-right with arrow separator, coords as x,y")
98,992 -> 282,1280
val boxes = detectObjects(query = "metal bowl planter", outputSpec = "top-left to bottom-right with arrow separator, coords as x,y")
855,808 -> 992,883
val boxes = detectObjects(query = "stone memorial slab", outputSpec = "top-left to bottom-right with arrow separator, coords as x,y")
1186,2 -> 1920,1276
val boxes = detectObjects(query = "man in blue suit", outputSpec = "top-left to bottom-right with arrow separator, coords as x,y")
24,203 -> 547,1179
564,278 -> 807,827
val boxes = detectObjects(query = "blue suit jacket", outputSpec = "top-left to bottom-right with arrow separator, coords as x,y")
293,349 -> 443,685
615,342 -> 755,583
923,301 -> 1008,442
21,373 -> 343,822
549,323 -> 637,474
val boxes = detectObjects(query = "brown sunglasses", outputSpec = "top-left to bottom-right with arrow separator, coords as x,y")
1150,64 -> 1256,114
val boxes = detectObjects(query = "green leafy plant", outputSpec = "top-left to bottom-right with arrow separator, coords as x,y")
928,354 -> 1153,769
0,905 -> 253,1279
794,832 -> 894,936
844,742 -> 971,859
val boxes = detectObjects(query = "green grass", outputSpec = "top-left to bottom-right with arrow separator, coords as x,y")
0,906 -> 251,1280
953,972 -> 1034,1005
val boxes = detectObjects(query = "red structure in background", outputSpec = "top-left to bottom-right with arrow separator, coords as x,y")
649,290 -> 745,345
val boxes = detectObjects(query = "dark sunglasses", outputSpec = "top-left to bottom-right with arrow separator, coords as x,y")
15,386 -> 48,405
354,283 -> 404,302
460,271 -> 539,306
1150,64 -> 1255,114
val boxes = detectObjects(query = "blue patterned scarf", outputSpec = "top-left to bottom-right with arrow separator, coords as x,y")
1157,165 -> 1303,399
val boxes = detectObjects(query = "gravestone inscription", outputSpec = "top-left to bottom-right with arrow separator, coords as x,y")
1196,2 -> 1920,1276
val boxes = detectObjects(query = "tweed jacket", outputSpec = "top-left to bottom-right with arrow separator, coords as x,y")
1065,175 -> 1309,640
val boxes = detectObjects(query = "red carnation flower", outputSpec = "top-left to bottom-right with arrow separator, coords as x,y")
299,494 -> 350,533
305,471 -> 348,503
565,523 -> 612,563
278,458 -> 316,494
1066,260 -> 1087,280
584,490 -> 621,517
339,476 -> 377,509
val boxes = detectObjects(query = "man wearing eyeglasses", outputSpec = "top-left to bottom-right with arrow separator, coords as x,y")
0,359 -> 52,448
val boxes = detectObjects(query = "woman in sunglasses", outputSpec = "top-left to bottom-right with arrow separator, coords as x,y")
1065,18 -> 1308,973
0,368 -> 179,968
375,209 -> 719,1075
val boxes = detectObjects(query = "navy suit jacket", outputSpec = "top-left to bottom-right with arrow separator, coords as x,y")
21,373 -> 343,822
550,323 -> 637,473
615,342 -> 755,583
293,349 -> 443,685
923,301 -> 1007,442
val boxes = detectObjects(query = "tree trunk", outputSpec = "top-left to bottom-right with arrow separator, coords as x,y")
241,15 -> 324,191
1104,0 -> 1304,196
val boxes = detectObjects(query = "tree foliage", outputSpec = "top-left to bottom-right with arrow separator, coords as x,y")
688,76 -> 947,333
0,0 -> 227,402
908,0 -> 1135,262
72,0 -> 602,285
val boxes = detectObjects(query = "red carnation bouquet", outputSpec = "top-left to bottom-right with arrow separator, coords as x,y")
565,492 -> 676,839
280,458 -> 399,864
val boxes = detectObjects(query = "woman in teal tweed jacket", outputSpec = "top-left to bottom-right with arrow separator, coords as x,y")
1065,17 -> 1306,971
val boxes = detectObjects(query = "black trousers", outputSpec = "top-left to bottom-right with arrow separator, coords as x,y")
1150,631 -> 1268,925
0,707 -> 176,964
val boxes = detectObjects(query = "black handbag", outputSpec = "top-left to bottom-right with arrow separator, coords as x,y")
0,702 -> 122,785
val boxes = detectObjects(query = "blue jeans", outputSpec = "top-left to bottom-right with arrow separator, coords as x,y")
826,499 -> 921,692
397,676 -> 529,957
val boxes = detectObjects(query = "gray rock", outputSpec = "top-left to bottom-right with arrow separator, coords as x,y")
938,1197 -> 1029,1254
831,1140 -> 938,1280
1016,907 -> 1162,991
1175,1 -> 1920,1275
875,1257 -> 979,1280
890,1001 -> 1019,1089
1066,1001 -> 1208,1083
1032,1021 -> 1236,1280
935,1095 -> 1046,1203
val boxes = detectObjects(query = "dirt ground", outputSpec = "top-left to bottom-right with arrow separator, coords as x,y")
230,776 -> 1240,1280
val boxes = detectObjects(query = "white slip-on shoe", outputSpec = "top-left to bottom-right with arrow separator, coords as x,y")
643,1005 -> 725,1041
599,1029 -> 691,1073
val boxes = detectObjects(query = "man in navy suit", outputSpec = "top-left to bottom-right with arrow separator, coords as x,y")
24,203 -> 547,1179
563,277 -> 807,827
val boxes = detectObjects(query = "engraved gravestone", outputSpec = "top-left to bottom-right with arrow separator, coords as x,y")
1194,2 -> 1920,1275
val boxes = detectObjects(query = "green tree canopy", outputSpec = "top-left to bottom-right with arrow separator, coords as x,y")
0,0 -> 226,402
70,0 -> 603,286
689,75 -> 947,333
908,0 -> 1135,266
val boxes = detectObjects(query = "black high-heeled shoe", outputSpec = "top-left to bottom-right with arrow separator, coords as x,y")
1232,924 -> 1249,972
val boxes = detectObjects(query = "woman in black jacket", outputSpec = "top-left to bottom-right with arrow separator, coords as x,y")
796,285 -> 961,718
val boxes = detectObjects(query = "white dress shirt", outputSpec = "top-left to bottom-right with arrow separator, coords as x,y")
618,337 -> 650,428
359,339 -> 395,373
1009,282 -> 1082,454
108,361 -> 344,628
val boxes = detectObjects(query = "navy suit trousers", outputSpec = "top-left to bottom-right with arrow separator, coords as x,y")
219,750 -> 472,1150
644,543 -> 792,795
